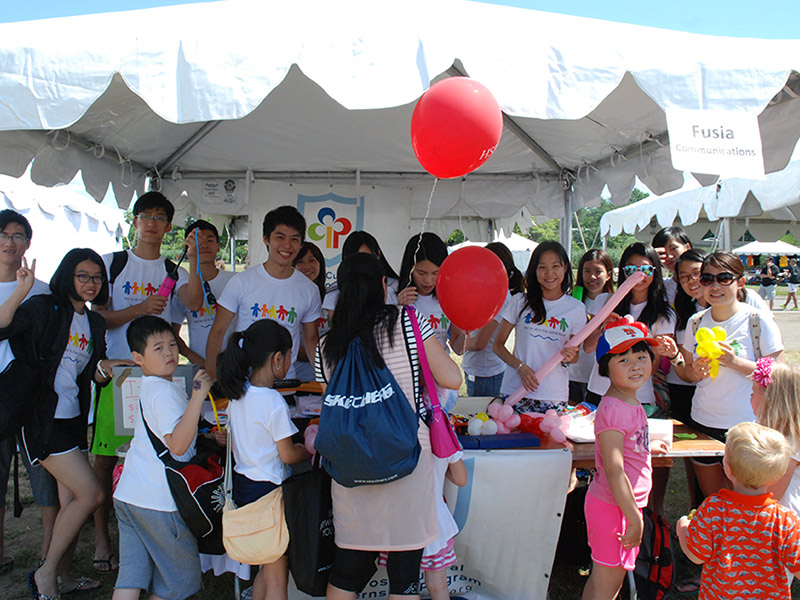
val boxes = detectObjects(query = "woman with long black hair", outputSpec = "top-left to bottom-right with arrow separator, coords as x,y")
316,253 -> 461,600
0,249 -> 132,599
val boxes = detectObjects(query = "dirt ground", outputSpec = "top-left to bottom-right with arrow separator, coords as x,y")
3,297 -> 800,599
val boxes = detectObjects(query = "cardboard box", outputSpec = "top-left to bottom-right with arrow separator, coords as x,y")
113,365 -> 197,437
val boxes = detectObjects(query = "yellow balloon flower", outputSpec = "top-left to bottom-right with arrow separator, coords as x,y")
695,327 -> 727,380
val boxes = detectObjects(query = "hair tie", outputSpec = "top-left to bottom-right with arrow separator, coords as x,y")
753,356 -> 775,388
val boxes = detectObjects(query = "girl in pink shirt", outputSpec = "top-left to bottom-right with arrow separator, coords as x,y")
582,319 -> 669,600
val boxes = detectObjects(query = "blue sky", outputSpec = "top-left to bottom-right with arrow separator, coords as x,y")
0,0 -> 798,39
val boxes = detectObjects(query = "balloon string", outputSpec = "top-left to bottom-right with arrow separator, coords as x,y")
408,177 -> 438,289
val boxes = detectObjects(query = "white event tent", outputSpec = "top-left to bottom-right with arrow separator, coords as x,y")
599,159 -> 800,249
0,0 -> 800,269
0,173 -> 128,282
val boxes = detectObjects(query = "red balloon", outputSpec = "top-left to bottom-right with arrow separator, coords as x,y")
411,77 -> 503,179
436,246 -> 507,331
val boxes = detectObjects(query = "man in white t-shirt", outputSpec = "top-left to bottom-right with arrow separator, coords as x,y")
89,191 -> 197,573
0,210 -> 58,575
171,220 -> 235,369
206,206 -> 321,380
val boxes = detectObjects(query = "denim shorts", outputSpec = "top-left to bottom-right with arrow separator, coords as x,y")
114,499 -> 201,600
465,372 -> 504,397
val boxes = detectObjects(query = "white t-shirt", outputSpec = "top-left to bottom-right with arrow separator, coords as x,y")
664,277 -> 678,306
425,451 -> 464,556
216,266 -> 322,378
587,301 -> 676,404
0,278 -> 50,372
682,306 -> 783,429
228,385 -> 298,484
53,311 -> 93,419
322,277 -> 399,312
570,293 -> 610,384
171,269 -> 235,359
101,250 -> 188,360
461,292 -> 511,378
114,376 -> 196,511
412,293 -> 452,353
499,292 -> 587,402
779,448 -> 800,518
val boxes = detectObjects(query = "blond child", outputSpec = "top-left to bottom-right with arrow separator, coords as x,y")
677,421 -> 800,599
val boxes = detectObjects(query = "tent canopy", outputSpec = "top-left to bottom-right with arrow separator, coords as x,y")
0,173 -> 127,281
599,159 -> 800,245
1,0 -> 800,239
733,240 -> 800,256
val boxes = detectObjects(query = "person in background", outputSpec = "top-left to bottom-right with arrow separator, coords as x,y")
323,231 -> 400,319
758,256 -> 779,311
0,210 -> 58,579
569,249 -> 614,406
293,241 -> 327,381
397,233 -> 465,355
206,206 -> 321,381
782,257 -> 800,310
172,220 -> 235,370
652,226 -> 692,304
461,242 -> 524,398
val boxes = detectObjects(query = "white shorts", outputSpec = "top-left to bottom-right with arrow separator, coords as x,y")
759,284 -> 776,301
789,283 -> 798,293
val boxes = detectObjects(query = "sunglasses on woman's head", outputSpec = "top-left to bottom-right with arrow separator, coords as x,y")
699,272 -> 739,286
622,265 -> 655,277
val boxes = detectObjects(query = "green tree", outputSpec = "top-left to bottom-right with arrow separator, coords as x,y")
447,229 -> 465,246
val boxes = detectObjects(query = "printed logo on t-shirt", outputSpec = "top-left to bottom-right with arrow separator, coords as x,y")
426,313 -> 449,330
522,310 -> 571,341
121,280 -> 159,297
190,304 -> 217,319
67,330 -> 93,355
249,303 -> 299,323
633,420 -> 650,454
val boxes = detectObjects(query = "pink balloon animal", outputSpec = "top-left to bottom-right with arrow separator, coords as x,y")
518,410 -> 568,444
487,402 -> 521,434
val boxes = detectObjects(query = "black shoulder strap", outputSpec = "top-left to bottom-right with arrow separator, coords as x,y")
140,403 -> 182,469
109,251 -> 128,286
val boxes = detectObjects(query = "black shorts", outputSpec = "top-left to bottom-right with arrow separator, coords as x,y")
329,547 -> 423,596
44,416 -> 89,458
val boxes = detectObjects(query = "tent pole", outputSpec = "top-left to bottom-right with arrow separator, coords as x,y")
560,185 -> 574,260
721,217 -> 732,251
229,220 -> 235,271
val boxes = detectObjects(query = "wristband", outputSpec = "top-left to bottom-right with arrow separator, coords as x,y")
515,362 -> 525,372
96,362 -> 110,379
669,353 -> 685,367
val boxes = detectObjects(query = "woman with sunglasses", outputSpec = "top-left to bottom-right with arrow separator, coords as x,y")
585,242 -> 675,408
0,249 -> 134,599
677,251 -> 784,497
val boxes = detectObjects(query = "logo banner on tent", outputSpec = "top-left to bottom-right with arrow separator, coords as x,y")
666,109 -> 765,179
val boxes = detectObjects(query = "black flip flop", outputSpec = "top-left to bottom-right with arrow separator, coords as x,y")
62,577 -> 103,596
91,554 -> 118,574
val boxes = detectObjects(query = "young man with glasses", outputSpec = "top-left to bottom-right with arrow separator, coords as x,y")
89,191 -> 203,573
0,210 -> 59,578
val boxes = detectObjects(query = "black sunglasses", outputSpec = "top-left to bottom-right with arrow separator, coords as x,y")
699,272 -> 739,287
203,281 -> 217,306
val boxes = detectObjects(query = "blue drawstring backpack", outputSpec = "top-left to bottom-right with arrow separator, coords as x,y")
314,336 -> 420,487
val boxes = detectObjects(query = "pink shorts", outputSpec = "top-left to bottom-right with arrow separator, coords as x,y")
584,492 -> 640,571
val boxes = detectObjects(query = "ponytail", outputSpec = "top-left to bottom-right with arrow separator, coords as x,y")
216,320 -> 293,399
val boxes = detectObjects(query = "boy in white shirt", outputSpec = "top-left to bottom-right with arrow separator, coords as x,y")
205,205 -> 321,380
112,315 -> 212,600
90,191 -> 201,573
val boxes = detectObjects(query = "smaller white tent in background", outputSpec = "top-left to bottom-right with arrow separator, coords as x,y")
733,240 -> 800,256
450,230 -> 538,275
0,172 -> 128,282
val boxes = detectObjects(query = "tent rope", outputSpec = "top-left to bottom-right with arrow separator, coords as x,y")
49,129 -> 70,151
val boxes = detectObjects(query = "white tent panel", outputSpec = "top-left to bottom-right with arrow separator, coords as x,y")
733,240 -> 800,256
0,0 -> 799,227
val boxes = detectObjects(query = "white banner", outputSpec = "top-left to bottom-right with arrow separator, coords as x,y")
666,108 -> 765,179
288,448 -> 572,600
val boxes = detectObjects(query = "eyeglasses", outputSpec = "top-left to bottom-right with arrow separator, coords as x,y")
74,273 -> 104,284
136,214 -> 170,223
699,272 -> 740,286
678,271 -> 701,284
0,233 -> 28,244
622,265 -> 655,277
203,281 -> 217,306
